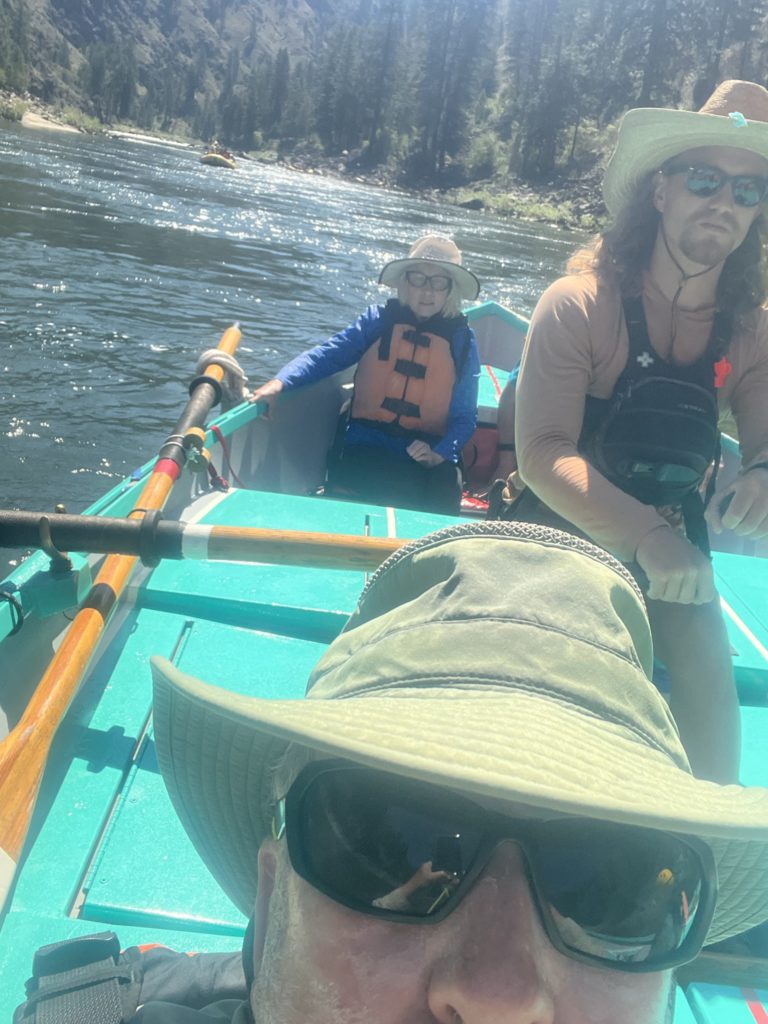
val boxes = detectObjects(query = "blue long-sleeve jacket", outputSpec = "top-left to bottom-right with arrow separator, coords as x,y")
276,301 -> 480,463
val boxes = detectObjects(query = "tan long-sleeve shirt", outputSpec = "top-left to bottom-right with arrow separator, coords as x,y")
515,272 -> 768,561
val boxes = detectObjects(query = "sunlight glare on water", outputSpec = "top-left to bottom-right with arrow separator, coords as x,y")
0,124 -> 577,536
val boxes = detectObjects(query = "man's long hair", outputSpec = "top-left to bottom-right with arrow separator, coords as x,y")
568,170 -> 768,326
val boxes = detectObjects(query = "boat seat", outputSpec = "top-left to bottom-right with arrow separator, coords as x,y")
712,552 -> 768,701
233,370 -> 354,496
684,982 -> 768,1023
78,617 -> 323,935
138,488 -> 386,641
740,706 -> 768,785
469,302 -> 528,372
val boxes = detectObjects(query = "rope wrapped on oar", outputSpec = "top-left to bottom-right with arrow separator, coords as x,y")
195,348 -> 248,408
0,324 -> 242,913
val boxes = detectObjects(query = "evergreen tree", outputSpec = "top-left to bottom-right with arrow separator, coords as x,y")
268,49 -> 290,134
414,0 -> 495,177
0,0 -> 29,91
10,0 -> 768,190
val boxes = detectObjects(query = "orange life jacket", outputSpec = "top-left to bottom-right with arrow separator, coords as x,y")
351,315 -> 458,437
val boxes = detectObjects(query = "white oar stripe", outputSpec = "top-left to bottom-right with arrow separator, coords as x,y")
181,525 -> 213,561
0,848 -> 16,911
720,595 -> 768,662
386,507 -> 397,538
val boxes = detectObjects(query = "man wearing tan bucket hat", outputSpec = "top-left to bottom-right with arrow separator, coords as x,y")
140,522 -> 768,1022
248,235 -> 481,514
497,80 -> 768,784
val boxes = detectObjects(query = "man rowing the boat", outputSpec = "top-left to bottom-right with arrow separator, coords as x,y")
495,80 -> 768,784
248,235 -> 481,515
93,522 -> 768,1022
16,523 -> 768,1020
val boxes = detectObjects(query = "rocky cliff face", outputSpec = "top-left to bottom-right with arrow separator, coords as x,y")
16,0 -> 359,103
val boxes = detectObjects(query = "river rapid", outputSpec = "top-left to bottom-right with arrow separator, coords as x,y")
0,124 -> 578,571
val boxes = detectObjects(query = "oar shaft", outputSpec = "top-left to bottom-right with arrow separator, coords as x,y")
0,511 -> 406,572
133,471 -> 177,513
156,325 -> 241,471
202,526 -> 403,570
0,326 -> 242,909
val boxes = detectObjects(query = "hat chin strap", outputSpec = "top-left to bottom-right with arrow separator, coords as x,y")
661,221 -> 720,286
660,223 -> 721,347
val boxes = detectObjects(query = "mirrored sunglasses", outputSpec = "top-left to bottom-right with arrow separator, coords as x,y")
665,162 -> 768,208
405,270 -> 453,292
275,760 -> 716,973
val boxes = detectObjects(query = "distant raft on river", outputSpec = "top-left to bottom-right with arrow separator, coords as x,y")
200,146 -> 236,169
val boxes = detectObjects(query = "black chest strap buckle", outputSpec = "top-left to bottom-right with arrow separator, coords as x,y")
15,932 -> 141,1024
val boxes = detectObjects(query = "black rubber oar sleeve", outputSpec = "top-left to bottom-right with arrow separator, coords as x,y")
157,378 -> 222,467
0,511 -> 185,563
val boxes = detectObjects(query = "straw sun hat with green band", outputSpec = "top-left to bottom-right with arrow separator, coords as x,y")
604,79 -> 768,215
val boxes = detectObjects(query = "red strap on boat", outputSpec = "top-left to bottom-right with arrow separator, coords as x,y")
484,364 -> 503,400
207,460 -> 230,492
211,424 -> 245,488
742,989 -> 768,1024
461,493 -> 489,512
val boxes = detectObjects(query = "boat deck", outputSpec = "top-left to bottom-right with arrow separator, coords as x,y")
1,487 -> 767,1019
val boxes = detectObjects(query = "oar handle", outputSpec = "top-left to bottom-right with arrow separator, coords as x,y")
677,949 -> 768,988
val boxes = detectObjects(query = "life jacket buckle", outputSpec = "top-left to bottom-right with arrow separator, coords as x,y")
32,931 -> 121,980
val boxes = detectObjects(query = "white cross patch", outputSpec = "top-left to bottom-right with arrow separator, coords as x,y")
636,351 -> 655,368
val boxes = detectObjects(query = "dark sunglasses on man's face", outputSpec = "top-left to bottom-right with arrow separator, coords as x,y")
405,270 -> 453,292
664,162 -> 768,208
274,760 -> 717,973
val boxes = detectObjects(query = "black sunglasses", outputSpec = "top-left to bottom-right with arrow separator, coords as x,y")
405,270 -> 453,292
664,162 -> 768,208
274,760 -> 716,973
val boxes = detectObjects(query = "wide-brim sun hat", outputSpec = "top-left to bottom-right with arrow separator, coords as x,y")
379,234 -> 480,302
604,79 -> 768,216
151,521 -> 768,943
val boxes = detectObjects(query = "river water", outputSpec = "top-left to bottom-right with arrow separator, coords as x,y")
0,124 -> 577,571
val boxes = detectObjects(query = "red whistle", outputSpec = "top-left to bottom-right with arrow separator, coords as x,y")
713,356 -> 732,388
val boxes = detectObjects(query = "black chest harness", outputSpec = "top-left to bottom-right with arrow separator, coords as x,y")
578,296 -> 732,554
13,930 -> 251,1023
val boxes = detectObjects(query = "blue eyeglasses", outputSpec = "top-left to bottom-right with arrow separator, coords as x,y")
664,162 -> 768,208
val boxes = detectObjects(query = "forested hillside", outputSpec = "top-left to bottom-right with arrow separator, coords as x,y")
1,0 -> 767,188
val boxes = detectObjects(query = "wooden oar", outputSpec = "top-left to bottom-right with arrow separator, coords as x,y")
677,949 -> 768,988
0,325 -> 241,912
0,510 -> 407,572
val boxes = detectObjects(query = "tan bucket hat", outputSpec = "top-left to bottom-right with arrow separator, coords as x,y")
151,521 -> 768,943
604,79 -> 768,215
379,234 -> 481,302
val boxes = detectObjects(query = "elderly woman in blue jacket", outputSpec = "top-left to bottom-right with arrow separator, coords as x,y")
249,235 -> 481,514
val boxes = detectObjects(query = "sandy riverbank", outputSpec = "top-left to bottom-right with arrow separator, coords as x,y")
20,110 -> 82,134
106,129 -> 195,150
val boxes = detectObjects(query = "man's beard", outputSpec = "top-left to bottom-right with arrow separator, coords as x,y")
678,219 -> 740,268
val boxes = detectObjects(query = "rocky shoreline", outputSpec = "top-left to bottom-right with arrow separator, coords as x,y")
3,91 -> 605,231
269,151 -> 605,231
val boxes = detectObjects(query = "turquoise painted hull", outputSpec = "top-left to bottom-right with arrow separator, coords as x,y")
0,302 -> 766,1022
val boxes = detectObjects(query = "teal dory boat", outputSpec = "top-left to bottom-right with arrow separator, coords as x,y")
0,301 -> 766,1023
